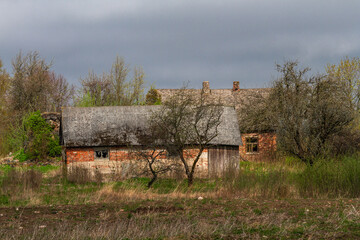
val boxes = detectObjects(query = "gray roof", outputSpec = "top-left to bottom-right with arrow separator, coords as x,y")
61,105 -> 241,147
157,88 -> 271,132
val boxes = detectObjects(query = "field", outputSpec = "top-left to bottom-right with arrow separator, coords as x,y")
0,157 -> 359,239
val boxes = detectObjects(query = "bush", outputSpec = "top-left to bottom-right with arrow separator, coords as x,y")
8,111 -> 61,161
12,149 -> 29,162
145,88 -> 161,105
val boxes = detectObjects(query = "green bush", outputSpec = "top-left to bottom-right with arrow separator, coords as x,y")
7,111 -> 61,162
12,149 -> 29,162
47,137 -> 62,157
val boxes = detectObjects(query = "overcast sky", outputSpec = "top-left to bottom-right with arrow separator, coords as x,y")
1,0 -> 360,89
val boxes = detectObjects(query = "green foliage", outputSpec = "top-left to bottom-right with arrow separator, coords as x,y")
7,111 -> 61,161
12,149 -> 29,162
0,59 -> 11,155
47,136 -> 62,157
5,119 -> 27,154
74,91 -> 97,107
327,57 -> 360,110
145,87 -> 162,105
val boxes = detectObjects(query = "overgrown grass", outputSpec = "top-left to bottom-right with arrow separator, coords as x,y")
0,154 -> 359,207
0,156 -> 359,239
297,155 -> 360,197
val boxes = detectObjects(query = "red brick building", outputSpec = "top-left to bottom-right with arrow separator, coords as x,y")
61,106 -> 242,178
157,82 -> 276,162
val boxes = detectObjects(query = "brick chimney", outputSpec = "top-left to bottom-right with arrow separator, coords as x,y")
202,81 -> 210,94
233,81 -> 240,91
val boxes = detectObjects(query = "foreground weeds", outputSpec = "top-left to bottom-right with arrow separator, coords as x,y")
1,156 -> 360,206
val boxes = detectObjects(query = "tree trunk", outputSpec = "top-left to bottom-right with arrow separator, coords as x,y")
187,173 -> 193,187
147,174 -> 157,188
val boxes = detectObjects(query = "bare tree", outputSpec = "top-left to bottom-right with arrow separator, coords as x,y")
76,70 -> 113,106
9,51 -> 74,115
48,72 -> 75,112
131,127 -> 179,188
240,60 -> 356,163
150,87 -> 223,186
75,56 -> 146,106
10,51 -> 52,114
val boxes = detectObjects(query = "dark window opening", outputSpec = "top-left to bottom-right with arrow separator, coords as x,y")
95,149 -> 109,160
245,137 -> 259,153
102,150 -> 108,158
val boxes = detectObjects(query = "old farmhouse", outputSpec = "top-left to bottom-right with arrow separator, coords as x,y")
61,105 -> 241,178
56,81 -> 276,178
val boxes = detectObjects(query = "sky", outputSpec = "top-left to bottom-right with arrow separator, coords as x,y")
1,0 -> 360,89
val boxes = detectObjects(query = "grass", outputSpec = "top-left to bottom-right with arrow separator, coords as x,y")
0,155 -> 359,238
1,155 -> 360,207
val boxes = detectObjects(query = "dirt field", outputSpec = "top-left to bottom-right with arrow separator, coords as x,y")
0,198 -> 359,239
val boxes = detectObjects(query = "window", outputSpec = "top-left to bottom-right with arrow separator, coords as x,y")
245,137 -> 258,153
94,148 -> 109,160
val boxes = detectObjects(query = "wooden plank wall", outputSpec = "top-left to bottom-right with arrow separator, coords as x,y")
208,145 -> 239,177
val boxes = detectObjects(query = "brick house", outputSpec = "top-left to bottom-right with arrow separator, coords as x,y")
61,105 -> 241,178
157,82 -> 276,162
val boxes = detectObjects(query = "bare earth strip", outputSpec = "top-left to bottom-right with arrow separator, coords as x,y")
0,198 -> 359,239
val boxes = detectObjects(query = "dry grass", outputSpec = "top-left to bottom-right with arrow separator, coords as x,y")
93,184 -> 221,203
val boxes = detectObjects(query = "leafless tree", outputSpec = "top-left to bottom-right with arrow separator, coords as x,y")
150,87 -> 223,186
48,72 -> 75,112
75,56 -> 145,106
131,127 -> 179,188
9,51 -> 74,115
240,60 -> 356,163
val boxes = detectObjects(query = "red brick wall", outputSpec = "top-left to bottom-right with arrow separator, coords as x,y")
65,146 -> 210,178
66,148 -> 94,164
109,147 -> 131,161
239,133 -> 276,162
109,148 -> 168,161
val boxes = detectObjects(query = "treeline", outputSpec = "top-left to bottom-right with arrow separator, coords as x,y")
1,50 -> 359,164
0,51 -> 157,158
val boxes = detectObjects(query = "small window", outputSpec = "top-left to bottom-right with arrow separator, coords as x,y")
245,137 -> 258,153
95,148 -> 109,160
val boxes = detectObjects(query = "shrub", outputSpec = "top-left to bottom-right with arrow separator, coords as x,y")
8,111 -> 61,161
12,149 -> 29,162
145,88 -> 161,105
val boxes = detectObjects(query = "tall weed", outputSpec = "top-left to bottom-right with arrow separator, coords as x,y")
297,155 -> 360,197
223,162 -> 291,198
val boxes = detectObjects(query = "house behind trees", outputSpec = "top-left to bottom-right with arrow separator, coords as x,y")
157,81 -> 276,162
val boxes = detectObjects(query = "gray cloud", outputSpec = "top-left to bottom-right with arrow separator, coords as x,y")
1,0 -> 360,90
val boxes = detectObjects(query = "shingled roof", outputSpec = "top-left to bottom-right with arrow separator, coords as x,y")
157,82 -> 271,131
61,105 -> 241,148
